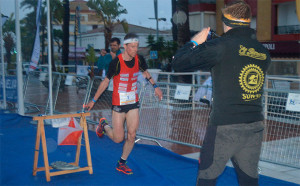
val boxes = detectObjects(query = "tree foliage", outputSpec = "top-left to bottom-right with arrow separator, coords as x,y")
2,13 -> 15,70
20,0 -> 63,70
87,0 -> 128,50
146,35 -> 178,70
53,29 -> 64,53
85,47 -> 97,77
62,0 -> 70,66
85,47 -> 97,66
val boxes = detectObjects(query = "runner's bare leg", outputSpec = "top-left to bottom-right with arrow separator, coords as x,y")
122,108 -> 139,160
104,111 -> 125,143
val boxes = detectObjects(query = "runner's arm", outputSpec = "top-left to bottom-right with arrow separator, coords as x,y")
85,77 -> 110,111
143,70 -> 163,101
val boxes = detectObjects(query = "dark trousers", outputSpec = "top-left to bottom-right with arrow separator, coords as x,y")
196,121 -> 264,186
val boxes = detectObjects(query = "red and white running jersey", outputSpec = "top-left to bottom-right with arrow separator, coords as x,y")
112,54 -> 139,105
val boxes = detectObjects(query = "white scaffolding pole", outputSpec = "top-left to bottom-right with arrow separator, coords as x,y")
15,0 -> 24,115
46,0 -> 53,115
0,5 -> 7,110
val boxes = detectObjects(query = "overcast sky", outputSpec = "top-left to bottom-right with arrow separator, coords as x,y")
1,0 -> 172,30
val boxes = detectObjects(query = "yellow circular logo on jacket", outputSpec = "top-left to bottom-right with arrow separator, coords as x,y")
239,64 -> 264,94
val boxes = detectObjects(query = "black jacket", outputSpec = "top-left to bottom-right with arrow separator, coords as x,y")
172,27 -> 271,125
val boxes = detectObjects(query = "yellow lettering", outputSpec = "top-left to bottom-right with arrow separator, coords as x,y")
239,45 -> 267,60
243,94 -> 247,100
239,45 -> 247,56
242,94 -> 262,101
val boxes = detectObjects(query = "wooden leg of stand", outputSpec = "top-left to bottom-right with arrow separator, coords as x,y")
74,117 -> 83,166
82,116 -> 93,174
40,121 -> 51,182
33,120 -> 41,176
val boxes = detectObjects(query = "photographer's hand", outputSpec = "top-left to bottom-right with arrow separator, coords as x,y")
191,27 -> 210,45
110,52 -> 117,59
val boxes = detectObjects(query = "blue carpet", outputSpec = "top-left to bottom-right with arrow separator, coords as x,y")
0,112 -> 298,186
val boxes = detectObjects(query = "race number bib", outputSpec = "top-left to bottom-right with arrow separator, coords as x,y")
119,92 -> 136,105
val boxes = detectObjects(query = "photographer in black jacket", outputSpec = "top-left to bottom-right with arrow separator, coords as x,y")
172,1 -> 271,185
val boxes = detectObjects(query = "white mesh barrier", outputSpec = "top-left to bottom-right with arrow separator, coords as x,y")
261,76 -> 300,168
85,76 -> 114,125
138,82 -> 211,147
19,71 -> 300,168
53,73 -> 91,114
22,72 -> 91,116
137,72 -> 212,147
23,71 -> 61,115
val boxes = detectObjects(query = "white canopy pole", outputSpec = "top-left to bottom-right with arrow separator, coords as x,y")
0,6 -> 7,110
46,0 -> 53,115
15,0 -> 25,115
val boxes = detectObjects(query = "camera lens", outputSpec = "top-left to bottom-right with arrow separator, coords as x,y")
207,30 -> 220,41
207,31 -> 213,41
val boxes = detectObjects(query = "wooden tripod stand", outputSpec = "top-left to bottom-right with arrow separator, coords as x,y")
32,112 -> 93,182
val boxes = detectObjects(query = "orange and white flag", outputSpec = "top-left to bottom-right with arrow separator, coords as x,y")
58,118 -> 83,145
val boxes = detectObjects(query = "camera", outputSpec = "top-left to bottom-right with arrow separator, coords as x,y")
207,30 -> 220,41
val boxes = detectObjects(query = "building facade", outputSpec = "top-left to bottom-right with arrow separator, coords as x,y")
188,0 -> 300,75
52,0 -> 102,61
52,0 -> 172,63
80,24 -> 172,51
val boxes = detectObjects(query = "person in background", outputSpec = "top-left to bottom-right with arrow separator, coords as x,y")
172,1 -> 271,185
103,37 -> 122,76
85,33 -> 163,175
96,49 -> 107,76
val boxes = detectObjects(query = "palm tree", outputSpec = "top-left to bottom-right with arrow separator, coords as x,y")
48,0 -> 64,71
146,35 -> 156,49
87,0 -> 128,50
53,29 -> 64,53
2,13 -> 15,71
21,0 -> 63,71
171,0 -> 178,41
18,12 -> 35,61
146,35 -> 178,70
176,0 -> 190,47
21,0 -> 44,63
62,0 -> 70,66
174,0 -> 191,82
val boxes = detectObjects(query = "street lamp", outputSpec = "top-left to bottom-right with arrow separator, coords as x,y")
149,0 -> 166,41
148,18 -> 167,40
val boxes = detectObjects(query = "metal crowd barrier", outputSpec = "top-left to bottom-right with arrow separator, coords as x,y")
137,72 -> 212,148
138,82 -> 211,148
261,76 -> 300,168
53,73 -> 91,114
138,72 -> 300,168
22,71 -> 91,116
6,70 -> 300,168
23,71 -> 54,115
84,76 -> 114,126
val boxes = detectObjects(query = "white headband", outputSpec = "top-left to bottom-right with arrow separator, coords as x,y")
123,38 -> 139,44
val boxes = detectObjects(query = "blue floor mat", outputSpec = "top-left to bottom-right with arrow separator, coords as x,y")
0,113 -> 298,185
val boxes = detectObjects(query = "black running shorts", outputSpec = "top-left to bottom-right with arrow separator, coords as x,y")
112,102 -> 140,113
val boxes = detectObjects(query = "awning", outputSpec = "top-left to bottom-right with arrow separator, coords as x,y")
68,52 -> 86,58
261,41 -> 300,58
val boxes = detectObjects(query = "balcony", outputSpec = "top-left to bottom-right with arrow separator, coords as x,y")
276,25 -> 300,35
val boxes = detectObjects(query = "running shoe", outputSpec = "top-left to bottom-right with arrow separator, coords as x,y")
96,118 -> 108,138
116,161 -> 133,175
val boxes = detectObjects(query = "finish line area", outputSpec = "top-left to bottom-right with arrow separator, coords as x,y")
0,112 -> 298,185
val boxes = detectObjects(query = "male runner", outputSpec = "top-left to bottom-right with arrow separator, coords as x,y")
86,33 -> 163,175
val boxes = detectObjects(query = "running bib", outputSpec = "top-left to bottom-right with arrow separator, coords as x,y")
119,92 -> 136,105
